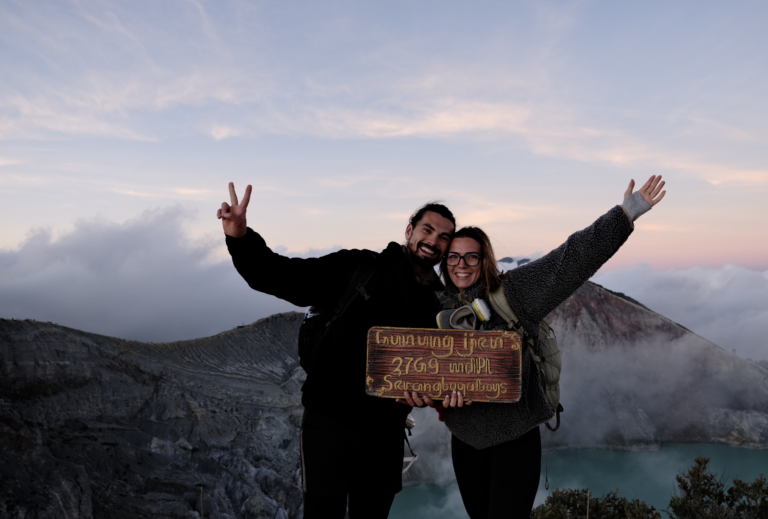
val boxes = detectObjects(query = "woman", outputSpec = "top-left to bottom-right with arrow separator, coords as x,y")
419,176 -> 666,518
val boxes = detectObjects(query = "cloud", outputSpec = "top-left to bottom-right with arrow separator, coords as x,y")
210,124 -> 239,140
2,1 -> 767,190
308,101 -> 532,138
0,157 -> 21,167
0,207 -> 303,342
0,1 -> 269,139
272,244 -> 343,259
6,204 -> 762,348
315,174 -> 377,189
592,264 -> 768,360
0,172 -> 43,189
105,183 -> 219,200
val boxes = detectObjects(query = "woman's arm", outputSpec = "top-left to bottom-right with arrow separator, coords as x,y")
504,176 -> 666,323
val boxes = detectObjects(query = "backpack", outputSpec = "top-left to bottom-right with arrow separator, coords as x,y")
297,251 -> 377,374
488,285 -> 564,431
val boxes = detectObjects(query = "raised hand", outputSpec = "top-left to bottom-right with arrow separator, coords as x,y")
217,182 -> 251,238
624,175 -> 667,207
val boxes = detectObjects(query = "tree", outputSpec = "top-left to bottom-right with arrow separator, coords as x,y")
530,457 -> 767,519
531,488 -> 661,519
667,456 -> 768,519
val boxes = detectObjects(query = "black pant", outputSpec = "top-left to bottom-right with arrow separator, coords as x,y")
300,408 -> 403,518
303,492 -> 396,519
451,426 -> 542,519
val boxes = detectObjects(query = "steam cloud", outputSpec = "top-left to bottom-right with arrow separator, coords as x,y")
0,208 -> 328,342
1,207 -> 765,352
592,265 -> 768,361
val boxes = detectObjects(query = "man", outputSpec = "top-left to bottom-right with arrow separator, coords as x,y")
218,183 -> 455,518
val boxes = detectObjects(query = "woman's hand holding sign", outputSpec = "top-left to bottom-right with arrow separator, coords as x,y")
217,182 -> 251,238
398,390 -> 472,408
428,390 -> 472,408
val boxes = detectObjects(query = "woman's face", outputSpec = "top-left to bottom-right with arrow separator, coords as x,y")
447,237 -> 483,290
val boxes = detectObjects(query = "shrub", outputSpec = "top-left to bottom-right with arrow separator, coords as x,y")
667,456 -> 768,519
530,488 -> 661,519
530,457 -> 767,519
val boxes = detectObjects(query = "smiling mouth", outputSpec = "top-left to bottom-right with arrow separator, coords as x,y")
418,243 -> 438,257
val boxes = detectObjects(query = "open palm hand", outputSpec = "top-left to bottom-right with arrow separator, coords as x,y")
624,175 -> 666,207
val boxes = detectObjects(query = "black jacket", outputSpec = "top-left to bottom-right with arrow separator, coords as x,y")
226,229 -> 443,425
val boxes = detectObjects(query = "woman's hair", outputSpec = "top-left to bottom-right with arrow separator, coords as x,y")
440,226 -> 502,296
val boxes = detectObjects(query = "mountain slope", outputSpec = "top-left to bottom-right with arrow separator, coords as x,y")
2,281 -> 768,516
0,313 -> 306,519
546,281 -> 768,450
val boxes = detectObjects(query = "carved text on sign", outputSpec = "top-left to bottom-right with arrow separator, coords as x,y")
366,327 -> 522,403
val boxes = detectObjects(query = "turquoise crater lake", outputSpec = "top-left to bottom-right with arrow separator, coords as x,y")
390,443 -> 768,518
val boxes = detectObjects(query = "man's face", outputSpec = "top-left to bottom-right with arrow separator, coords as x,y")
404,211 -> 454,267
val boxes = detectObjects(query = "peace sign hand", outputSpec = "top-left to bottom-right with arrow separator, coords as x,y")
217,182 -> 251,238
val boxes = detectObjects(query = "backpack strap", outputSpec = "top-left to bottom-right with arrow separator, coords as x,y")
402,429 -> 418,474
489,285 -> 543,354
545,404 -> 563,432
488,284 -> 563,431
488,285 -> 528,339
488,286 -> 539,367
325,251 -> 378,330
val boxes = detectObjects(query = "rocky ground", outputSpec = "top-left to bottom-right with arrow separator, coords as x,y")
2,282 -> 768,518
1,312 -> 307,519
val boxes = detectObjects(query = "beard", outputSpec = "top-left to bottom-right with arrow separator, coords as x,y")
405,239 -> 441,269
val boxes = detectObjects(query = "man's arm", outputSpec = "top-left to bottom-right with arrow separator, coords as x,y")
227,229 -> 362,308
218,183 -> 361,308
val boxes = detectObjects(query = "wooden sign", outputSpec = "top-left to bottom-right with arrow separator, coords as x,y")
365,327 -> 522,403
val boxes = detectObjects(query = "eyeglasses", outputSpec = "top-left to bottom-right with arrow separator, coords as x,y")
446,252 -> 482,266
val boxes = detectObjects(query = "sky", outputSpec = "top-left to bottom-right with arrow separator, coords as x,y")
1,1 -> 767,355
